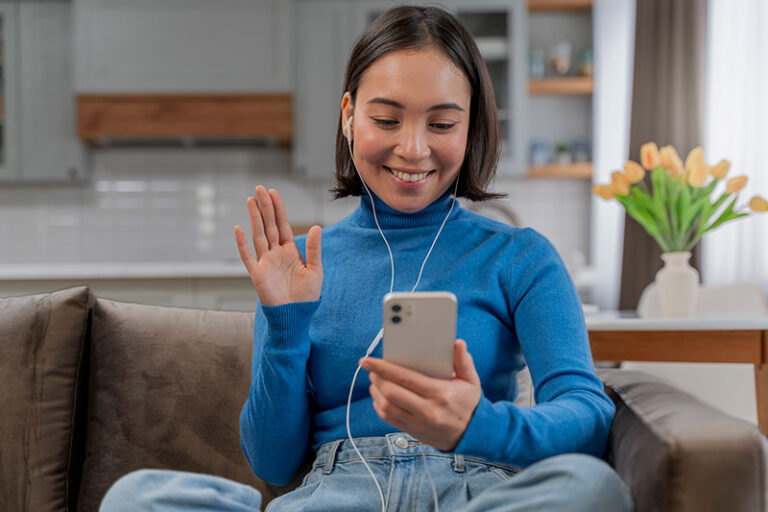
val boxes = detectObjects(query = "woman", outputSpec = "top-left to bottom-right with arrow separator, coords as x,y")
102,6 -> 633,511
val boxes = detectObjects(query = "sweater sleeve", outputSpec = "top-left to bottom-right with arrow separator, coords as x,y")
239,299 -> 319,485
454,229 -> 614,467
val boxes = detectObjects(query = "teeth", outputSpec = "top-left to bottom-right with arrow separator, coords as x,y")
388,167 -> 430,182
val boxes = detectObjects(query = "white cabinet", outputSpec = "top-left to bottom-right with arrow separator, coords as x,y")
293,0 -> 527,180
74,0 -> 293,93
0,2 -> 86,182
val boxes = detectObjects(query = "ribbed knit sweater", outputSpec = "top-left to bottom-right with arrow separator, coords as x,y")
240,190 -> 614,486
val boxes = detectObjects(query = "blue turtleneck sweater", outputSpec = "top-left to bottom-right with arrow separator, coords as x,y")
240,190 -> 614,486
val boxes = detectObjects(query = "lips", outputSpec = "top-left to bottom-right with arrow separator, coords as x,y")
384,166 -> 434,183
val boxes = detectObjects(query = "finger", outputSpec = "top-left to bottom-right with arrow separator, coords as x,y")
270,189 -> 295,245
234,225 -> 258,277
254,186 -> 279,248
362,357 -> 442,398
246,196 -> 269,258
369,372 -> 430,417
369,380 -> 414,426
305,225 -> 323,271
453,339 -> 480,384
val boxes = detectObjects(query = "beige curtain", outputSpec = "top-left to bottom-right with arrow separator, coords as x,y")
618,0 -> 708,310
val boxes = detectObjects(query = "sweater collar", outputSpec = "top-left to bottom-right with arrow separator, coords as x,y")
350,189 -> 461,229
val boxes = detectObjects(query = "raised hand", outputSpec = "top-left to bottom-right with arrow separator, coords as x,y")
234,186 -> 323,306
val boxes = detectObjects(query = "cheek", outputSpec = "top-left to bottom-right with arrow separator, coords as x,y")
354,127 -> 391,165
435,131 -> 468,168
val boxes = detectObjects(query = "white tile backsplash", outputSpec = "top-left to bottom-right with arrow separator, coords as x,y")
0,147 -> 592,265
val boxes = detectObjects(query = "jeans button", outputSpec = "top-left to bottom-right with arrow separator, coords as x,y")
394,436 -> 409,449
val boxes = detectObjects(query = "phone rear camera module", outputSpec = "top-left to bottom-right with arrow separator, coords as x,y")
391,316 -> 401,323
391,304 -> 402,312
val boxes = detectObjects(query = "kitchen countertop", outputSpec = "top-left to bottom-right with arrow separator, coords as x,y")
0,262 -> 249,280
586,310 -> 768,330
0,262 -> 597,286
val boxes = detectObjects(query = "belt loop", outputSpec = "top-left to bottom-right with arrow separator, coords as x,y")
453,454 -> 465,473
323,439 -> 344,474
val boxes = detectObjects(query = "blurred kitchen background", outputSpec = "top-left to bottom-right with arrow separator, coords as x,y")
0,0 -> 601,311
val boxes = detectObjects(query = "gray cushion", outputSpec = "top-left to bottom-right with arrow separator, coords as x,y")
0,286 -> 92,512
77,298 -> 277,511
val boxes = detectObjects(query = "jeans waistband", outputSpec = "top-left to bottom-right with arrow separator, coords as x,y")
314,433 -> 466,475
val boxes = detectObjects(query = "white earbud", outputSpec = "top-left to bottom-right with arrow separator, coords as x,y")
345,115 -> 354,141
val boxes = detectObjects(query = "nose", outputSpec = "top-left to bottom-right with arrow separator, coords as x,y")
394,123 -> 430,161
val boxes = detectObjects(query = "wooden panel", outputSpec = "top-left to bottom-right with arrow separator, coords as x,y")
77,94 -> 292,144
529,77 -> 593,95
528,162 -> 592,179
528,0 -> 592,11
756,331 -> 768,434
589,330 -> 763,363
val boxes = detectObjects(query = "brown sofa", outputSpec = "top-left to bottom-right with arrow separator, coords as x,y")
1,286 -> 766,512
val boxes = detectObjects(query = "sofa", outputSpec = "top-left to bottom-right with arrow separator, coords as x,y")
1,286 -> 766,512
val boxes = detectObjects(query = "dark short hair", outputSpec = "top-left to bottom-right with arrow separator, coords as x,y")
331,5 -> 505,201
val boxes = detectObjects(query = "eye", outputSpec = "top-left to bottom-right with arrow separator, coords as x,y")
371,118 -> 398,127
431,123 -> 456,131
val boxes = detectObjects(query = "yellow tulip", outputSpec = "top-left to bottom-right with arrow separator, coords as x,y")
623,160 -> 645,184
660,145 -> 684,176
749,195 -> 768,212
611,171 -> 631,196
640,142 -> 661,170
687,161 -> 709,187
592,184 -> 614,200
685,146 -> 705,174
726,175 -> 748,193
710,159 -> 730,179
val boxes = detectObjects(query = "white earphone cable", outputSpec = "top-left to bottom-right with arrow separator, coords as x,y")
343,115 -> 454,512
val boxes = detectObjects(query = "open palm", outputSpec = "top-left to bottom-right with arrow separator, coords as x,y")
234,186 -> 322,306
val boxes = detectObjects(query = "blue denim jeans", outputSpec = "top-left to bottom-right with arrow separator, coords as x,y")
101,433 -> 633,511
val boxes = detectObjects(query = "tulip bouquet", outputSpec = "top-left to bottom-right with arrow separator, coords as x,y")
593,142 -> 768,253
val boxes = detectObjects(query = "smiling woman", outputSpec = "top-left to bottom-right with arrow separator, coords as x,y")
100,6 -> 633,512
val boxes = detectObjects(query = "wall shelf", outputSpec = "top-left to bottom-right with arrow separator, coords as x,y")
76,93 -> 292,145
528,0 -> 593,12
529,77 -> 593,95
527,162 -> 593,179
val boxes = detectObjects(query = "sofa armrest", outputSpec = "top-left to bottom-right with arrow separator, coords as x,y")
599,368 -> 768,512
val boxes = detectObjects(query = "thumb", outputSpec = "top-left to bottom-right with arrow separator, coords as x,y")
453,339 -> 479,384
305,225 -> 322,271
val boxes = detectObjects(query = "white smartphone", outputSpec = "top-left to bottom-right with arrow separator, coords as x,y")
382,291 -> 457,379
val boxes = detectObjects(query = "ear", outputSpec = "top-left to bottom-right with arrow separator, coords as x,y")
340,92 -> 354,140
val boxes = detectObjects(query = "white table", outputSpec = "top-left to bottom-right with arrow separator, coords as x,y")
586,312 -> 768,433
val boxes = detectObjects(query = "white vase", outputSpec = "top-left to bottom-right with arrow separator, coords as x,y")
654,251 -> 700,317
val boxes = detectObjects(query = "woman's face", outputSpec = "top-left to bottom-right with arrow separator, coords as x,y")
341,48 -> 471,213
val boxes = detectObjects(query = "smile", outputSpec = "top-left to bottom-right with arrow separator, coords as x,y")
385,166 -> 434,183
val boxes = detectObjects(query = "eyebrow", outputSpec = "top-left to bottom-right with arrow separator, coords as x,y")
366,97 -> 465,112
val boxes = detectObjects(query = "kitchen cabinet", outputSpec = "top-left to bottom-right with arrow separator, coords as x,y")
0,2 -> 86,182
73,0 -> 293,93
526,0 -> 594,178
293,0 -> 527,179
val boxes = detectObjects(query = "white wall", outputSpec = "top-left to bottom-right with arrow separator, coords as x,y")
0,146 -> 592,267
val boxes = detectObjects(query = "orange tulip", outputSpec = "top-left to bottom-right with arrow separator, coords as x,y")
749,196 -> 768,212
687,161 -> 709,187
726,175 -> 748,193
611,171 -> 631,196
685,146 -> 705,174
640,142 -> 661,170
660,145 -> 684,176
623,160 -> 645,184
592,184 -> 614,200
710,159 -> 730,179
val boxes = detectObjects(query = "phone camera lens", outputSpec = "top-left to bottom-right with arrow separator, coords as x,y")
392,304 -> 402,312
391,316 -> 401,323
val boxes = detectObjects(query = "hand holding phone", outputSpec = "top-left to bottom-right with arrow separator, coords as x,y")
382,291 -> 457,379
